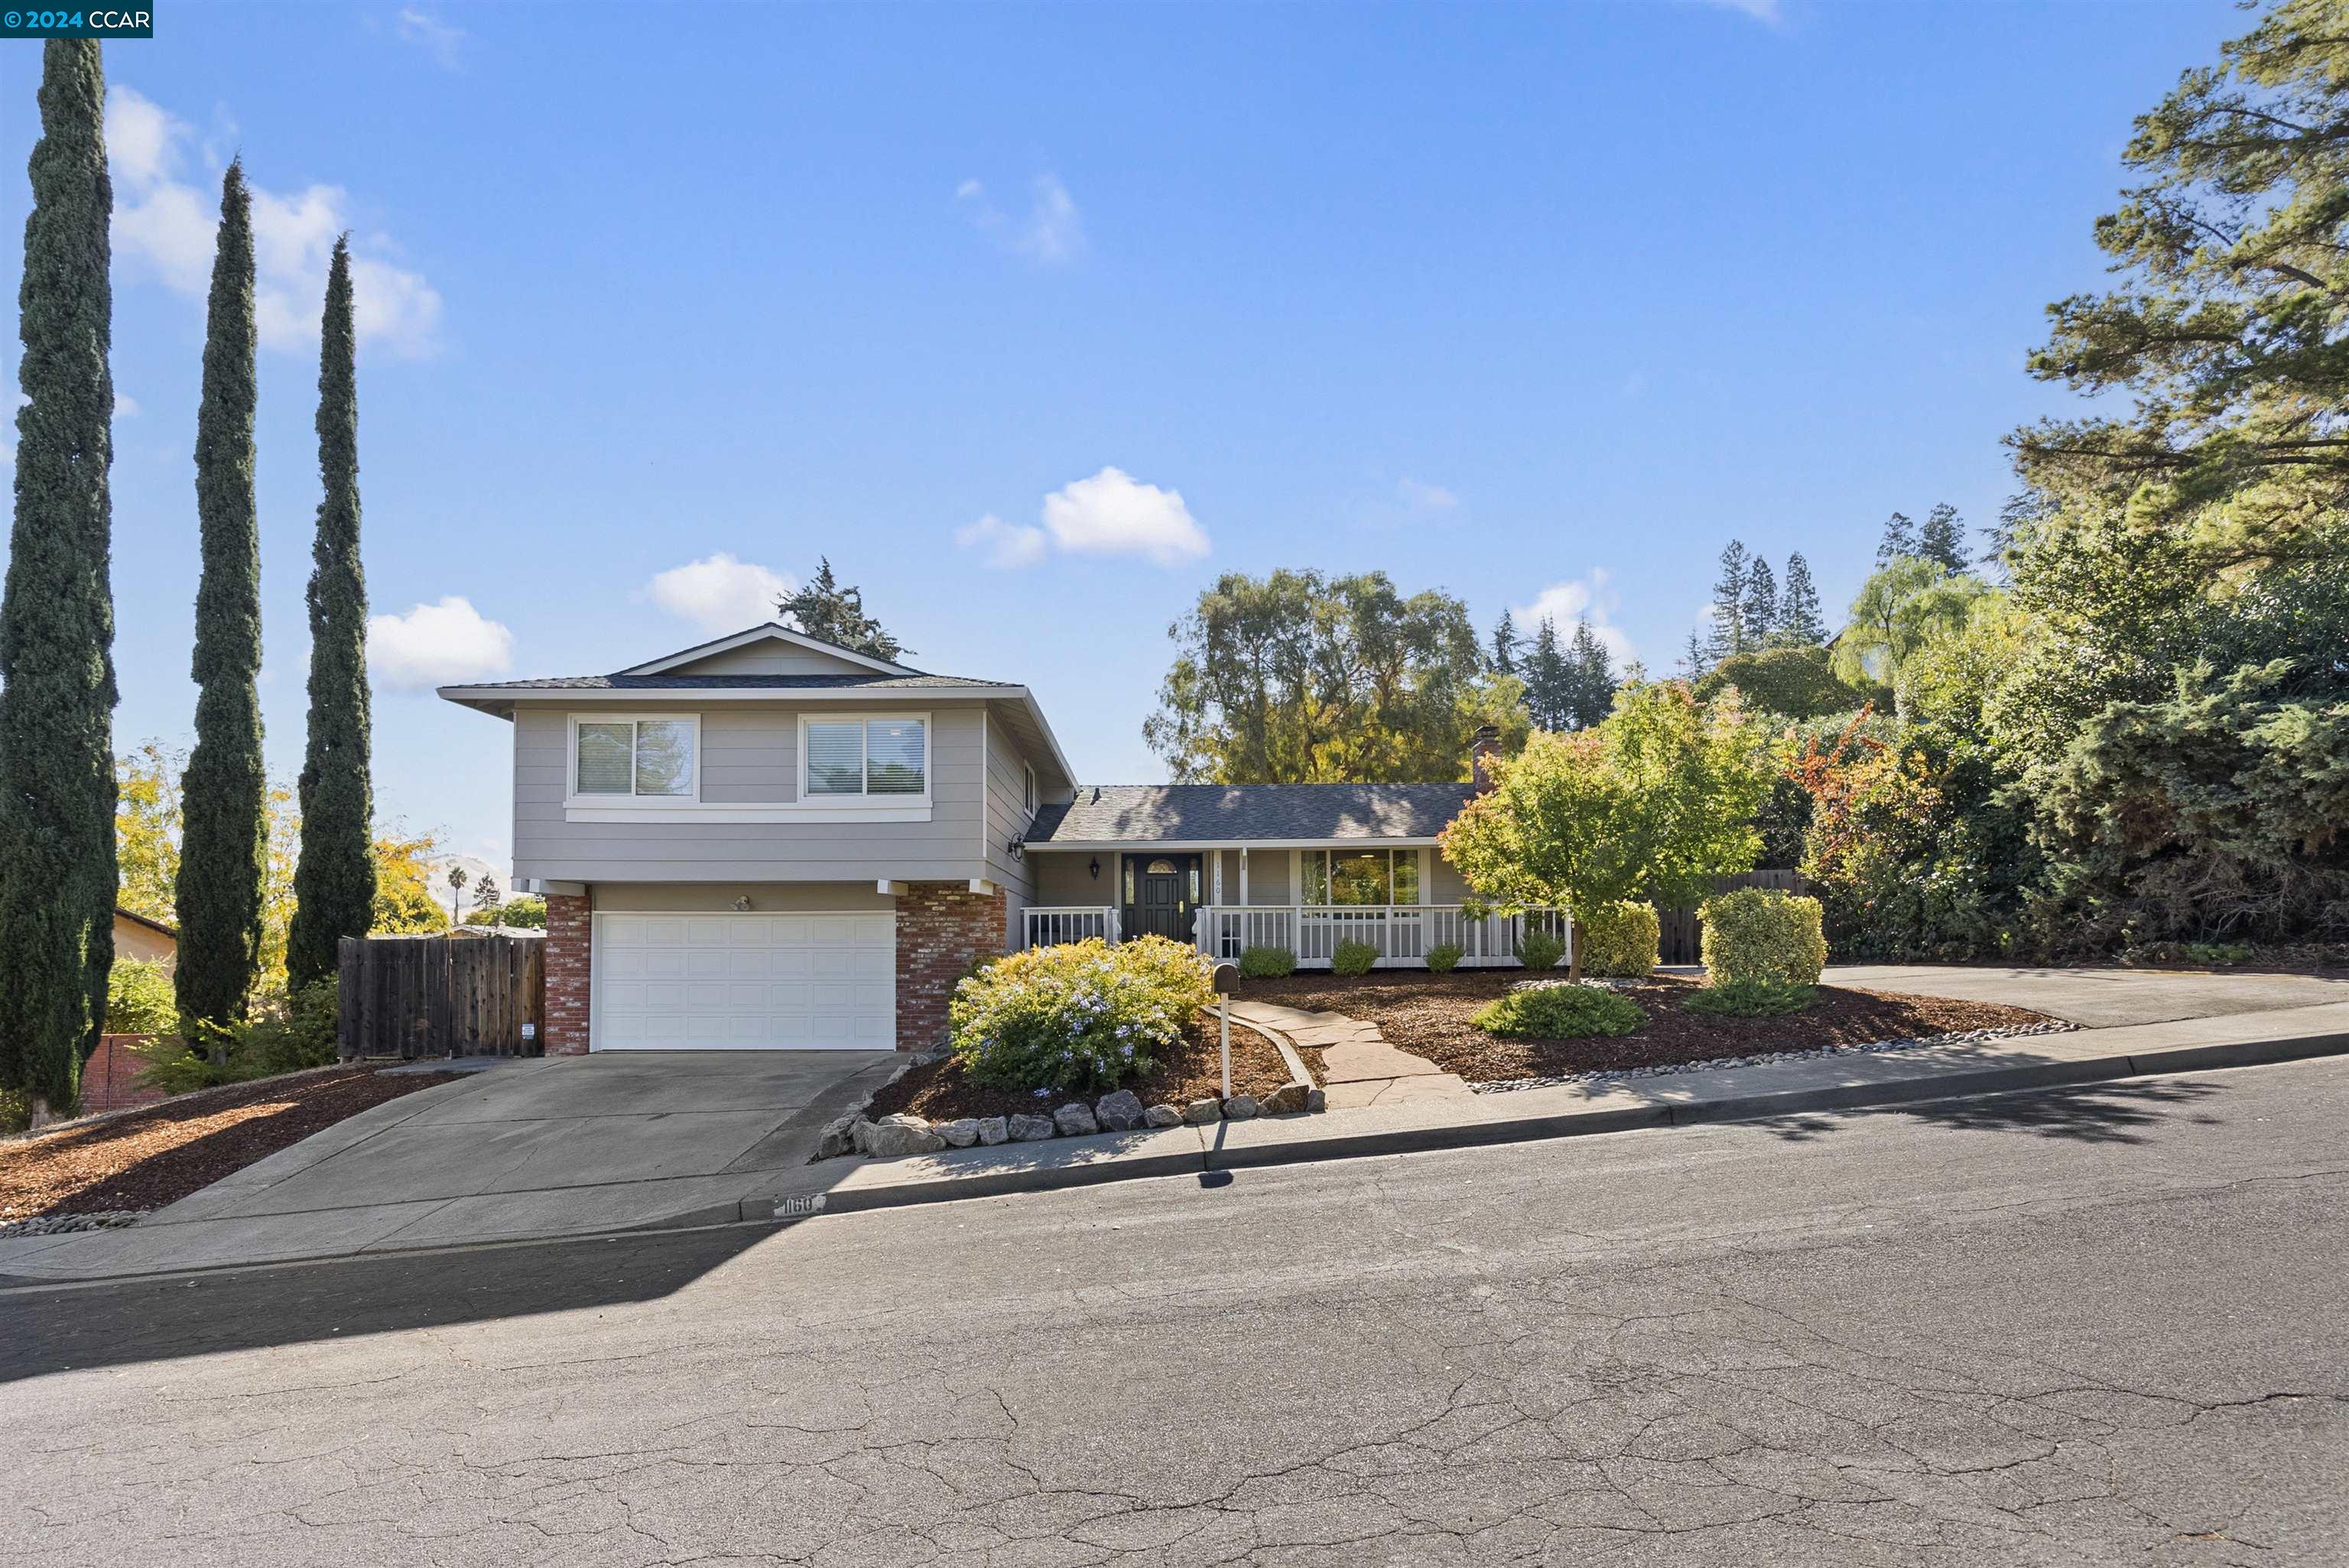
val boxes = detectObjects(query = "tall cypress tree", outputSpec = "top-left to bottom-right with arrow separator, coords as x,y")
285,238 -> 375,990
174,162 -> 266,1029
0,43 -> 118,1112
1779,552 -> 1829,645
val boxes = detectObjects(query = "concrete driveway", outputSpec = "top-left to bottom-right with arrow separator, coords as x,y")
1828,963 -> 2349,1028
0,1050 -> 898,1283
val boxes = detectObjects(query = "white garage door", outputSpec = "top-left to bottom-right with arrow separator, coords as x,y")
590,913 -> 895,1050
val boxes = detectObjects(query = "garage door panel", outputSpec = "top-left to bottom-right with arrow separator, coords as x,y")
592,912 -> 896,1051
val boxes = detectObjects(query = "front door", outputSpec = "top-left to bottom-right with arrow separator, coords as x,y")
1129,855 -> 1196,943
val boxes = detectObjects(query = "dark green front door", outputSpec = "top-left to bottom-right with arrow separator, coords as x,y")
1128,855 -> 1197,942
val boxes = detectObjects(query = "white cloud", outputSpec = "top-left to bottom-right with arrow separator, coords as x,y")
107,83 -> 445,359
1511,569 -> 1636,667
1397,477 -> 1458,513
368,596 -> 515,689
396,7 -> 468,69
1693,0 -> 1782,22
956,513 -> 1048,570
641,553 -> 795,632
1041,466 -> 1209,566
957,174 -> 1086,265
112,393 -> 138,418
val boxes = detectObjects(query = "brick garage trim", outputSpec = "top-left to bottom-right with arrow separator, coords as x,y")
895,882 -> 1007,1052
544,891 -> 592,1055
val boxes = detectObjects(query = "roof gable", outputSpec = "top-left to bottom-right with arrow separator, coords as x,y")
618,622 -> 918,680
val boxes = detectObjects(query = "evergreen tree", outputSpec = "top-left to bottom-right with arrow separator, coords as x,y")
1525,617 -> 1570,729
1704,541 -> 1752,664
1778,552 -> 1829,644
1566,618 -> 1617,729
0,42 -> 119,1112
1742,557 -> 1779,645
778,557 -> 908,661
174,161 -> 266,1031
1490,608 -> 1519,676
1876,511 -> 1917,566
1681,627 -> 1708,678
1917,502 -> 1967,573
286,239 -> 376,991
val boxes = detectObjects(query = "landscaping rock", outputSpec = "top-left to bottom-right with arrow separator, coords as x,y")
1259,1082 -> 1308,1115
1184,1098 -> 1223,1125
1145,1102 -> 1184,1129
974,1115 -> 1010,1146
1306,1087 -> 1327,1113
1094,1089 -> 1146,1131
814,1115 -> 859,1160
1054,1102 -> 1100,1137
937,1118 -> 983,1149
855,1115 -> 945,1158
1223,1094 -> 1259,1120
1007,1112 -> 1057,1142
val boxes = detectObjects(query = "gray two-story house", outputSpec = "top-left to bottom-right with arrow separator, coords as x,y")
440,622 -> 1558,1054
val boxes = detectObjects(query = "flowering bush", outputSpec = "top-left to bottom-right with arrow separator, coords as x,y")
948,935 -> 1213,1093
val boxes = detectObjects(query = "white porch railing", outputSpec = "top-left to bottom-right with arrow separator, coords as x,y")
1191,905 -> 1570,969
1022,906 -> 1120,948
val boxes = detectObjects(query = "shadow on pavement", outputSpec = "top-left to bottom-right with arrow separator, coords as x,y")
0,1219 -> 784,1385
1745,1076 -> 2229,1146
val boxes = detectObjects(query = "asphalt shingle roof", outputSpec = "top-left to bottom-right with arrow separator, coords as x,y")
1027,783 -> 1476,845
447,674 -> 1018,692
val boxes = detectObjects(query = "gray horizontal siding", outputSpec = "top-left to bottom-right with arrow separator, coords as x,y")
675,643 -> 877,677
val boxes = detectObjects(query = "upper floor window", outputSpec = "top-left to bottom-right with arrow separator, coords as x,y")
805,716 -> 928,799
1301,848 -> 1421,907
574,717 -> 698,798
1022,761 -> 1036,815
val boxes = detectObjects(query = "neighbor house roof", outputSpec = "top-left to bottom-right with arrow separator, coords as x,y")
114,906 -> 177,940
1025,783 -> 1477,847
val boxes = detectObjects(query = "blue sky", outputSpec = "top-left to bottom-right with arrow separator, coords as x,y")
3,0 -> 2235,878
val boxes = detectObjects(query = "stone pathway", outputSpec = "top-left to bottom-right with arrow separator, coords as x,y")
1226,1000 -> 1475,1110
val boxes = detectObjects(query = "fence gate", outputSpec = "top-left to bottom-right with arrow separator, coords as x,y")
1655,870 -> 1806,966
337,933 -> 546,1060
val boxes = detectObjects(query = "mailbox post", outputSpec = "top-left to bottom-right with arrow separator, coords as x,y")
1211,962 -> 1239,1100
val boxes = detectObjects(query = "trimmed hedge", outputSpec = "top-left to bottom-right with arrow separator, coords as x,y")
1700,888 -> 1828,985
1237,944 -> 1297,979
1473,984 -> 1646,1040
1330,939 -> 1379,977
1576,901 -> 1659,978
1517,928 -> 1567,971
949,934 -> 1212,1092
1425,941 -> 1464,974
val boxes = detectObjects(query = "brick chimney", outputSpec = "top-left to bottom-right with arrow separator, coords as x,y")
1470,723 -> 1502,794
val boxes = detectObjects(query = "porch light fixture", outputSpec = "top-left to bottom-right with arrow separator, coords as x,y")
1088,856 -> 1101,880
733,894 -> 753,911
1006,834 -> 1025,862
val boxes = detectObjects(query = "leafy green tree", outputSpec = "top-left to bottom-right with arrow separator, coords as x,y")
1875,511 -> 1916,566
1441,683 -> 1769,980
1144,568 -> 1519,781
466,894 -> 545,929
2009,0 -> 2349,570
287,239 -> 377,990
1776,552 -> 1829,645
1741,557 -> 1778,645
778,557 -> 907,661
372,832 -> 449,934
1694,644 -> 1879,720
1917,502 -> 1968,573
116,742 -> 184,924
175,161 -> 268,1031
1832,557 -> 1992,713
0,42 -> 119,1113
1490,608 -> 1520,677
1704,541 -> 1753,664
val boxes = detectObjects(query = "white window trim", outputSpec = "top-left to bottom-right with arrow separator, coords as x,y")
1022,761 -> 1036,816
1298,847 -> 1424,907
797,711 -> 934,810
566,713 -> 703,807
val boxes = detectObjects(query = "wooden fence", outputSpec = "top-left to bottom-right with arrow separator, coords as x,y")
1655,869 -> 1807,966
337,932 -> 545,1060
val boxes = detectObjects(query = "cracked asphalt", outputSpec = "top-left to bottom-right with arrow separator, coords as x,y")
3,1057 -> 2345,1566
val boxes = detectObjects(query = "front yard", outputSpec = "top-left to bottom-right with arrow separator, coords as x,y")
867,1010 -> 1293,1124
1236,969 -> 2057,1085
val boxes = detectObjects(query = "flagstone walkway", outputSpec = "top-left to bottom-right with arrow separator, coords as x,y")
1225,999 -> 1475,1110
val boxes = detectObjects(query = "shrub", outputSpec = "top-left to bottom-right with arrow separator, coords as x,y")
1684,978 -> 1817,1017
1517,928 -> 1567,971
1700,888 -> 1829,985
1424,941 -> 1464,974
949,934 -> 1211,1094
1330,939 -> 1379,977
1576,902 -> 1659,979
106,959 -> 179,1034
1237,944 -> 1297,979
1473,985 -> 1646,1040
134,981 -> 343,1094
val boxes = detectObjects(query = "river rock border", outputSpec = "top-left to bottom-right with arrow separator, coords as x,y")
1470,1019 -> 2081,1095
0,1209 -> 145,1242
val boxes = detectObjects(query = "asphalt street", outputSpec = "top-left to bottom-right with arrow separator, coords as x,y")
4,1057 -> 2345,1566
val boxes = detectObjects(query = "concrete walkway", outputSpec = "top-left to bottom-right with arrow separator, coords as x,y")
0,1049 -> 897,1284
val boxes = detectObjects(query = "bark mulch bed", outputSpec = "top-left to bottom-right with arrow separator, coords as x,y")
1237,970 -> 2054,1085
0,1067 -> 463,1222
866,1010 -> 1293,1123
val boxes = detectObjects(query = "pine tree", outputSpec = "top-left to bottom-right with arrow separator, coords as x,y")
1778,552 -> 1829,644
1490,608 -> 1519,676
174,161 -> 267,1031
778,557 -> 908,661
1681,627 -> 1708,678
1705,541 -> 1752,664
1525,618 -> 1569,729
0,42 -> 119,1112
1917,502 -> 1967,573
1566,619 -> 1617,729
286,239 -> 376,991
1742,557 -> 1779,646
1876,511 -> 1917,566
